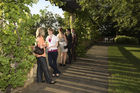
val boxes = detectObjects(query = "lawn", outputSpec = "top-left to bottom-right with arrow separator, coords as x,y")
108,45 -> 140,93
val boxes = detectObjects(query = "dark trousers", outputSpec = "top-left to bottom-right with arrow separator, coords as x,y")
48,51 -> 60,74
67,48 -> 72,63
72,46 -> 77,60
36,57 -> 52,83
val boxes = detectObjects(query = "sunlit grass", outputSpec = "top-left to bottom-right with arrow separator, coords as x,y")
108,45 -> 140,93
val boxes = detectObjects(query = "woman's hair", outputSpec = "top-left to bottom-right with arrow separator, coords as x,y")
36,27 -> 45,37
58,28 -> 65,38
48,27 -> 53,32
58,28 -> 64,34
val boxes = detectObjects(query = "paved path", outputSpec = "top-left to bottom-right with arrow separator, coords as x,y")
18,45 -> 109,93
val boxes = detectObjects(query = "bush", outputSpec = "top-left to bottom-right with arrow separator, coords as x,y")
115,35 -> 139,45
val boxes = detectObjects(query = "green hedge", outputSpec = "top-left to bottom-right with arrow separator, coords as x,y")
115,35 -> 139,45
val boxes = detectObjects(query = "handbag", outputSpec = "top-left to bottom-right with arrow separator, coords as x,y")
64,45 -> 68,49
33,45 -> 44,55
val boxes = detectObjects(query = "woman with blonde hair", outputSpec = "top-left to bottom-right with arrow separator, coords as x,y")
34,27 -> 55,84
46,27 -> 61,77
57,28 -> 68,66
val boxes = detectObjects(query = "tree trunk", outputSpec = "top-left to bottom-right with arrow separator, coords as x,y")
70,13 -> 75,29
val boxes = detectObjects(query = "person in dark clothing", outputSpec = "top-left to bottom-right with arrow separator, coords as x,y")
65,29 -> 72,64
71,28 -> 78,61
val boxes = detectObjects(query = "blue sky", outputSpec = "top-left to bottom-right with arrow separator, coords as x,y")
28,0 -> 64,17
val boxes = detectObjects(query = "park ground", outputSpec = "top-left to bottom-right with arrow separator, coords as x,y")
15,44 -> 140,93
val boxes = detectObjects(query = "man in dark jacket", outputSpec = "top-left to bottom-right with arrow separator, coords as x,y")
71,28 -> 78,61
65,29 -> 72,64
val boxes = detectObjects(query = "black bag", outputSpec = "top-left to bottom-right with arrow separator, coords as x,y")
64,45 -> 68,49
33,45 -> 44,55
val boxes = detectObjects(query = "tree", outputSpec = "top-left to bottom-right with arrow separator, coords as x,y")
33,9 -> 64,35
0,0 -> 39,92
46,0 -> 140,57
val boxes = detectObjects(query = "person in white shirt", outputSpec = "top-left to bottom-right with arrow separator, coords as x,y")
46,28 -> 61,77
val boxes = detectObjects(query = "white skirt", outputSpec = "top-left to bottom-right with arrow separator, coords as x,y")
59,42 -> 68,52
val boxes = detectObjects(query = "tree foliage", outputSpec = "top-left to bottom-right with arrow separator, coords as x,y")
32,9 -> 64,35
49,0 -> 140,56
1,0 -> 140,91
0,0 -> 65,92
49,0 -> 140,39
77,0 -> 140,38
0,0 -> 39,92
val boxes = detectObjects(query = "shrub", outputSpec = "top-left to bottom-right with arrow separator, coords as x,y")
115,35 -> 139,45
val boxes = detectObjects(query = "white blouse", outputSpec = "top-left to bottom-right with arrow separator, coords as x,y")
46,34 -> 58,51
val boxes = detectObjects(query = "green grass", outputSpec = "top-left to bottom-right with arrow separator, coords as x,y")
108,45 -> 140,93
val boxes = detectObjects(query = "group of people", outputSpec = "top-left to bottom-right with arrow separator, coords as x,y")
32,27 -> 78,84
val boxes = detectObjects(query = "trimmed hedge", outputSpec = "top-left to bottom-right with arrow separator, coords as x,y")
115,35 -> 139,45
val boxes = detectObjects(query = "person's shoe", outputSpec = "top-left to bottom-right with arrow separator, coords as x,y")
49,80 -> 56,84
56,73 -> 60,77
63,64 -> 66,66
59,63 -> 63,66
52,74 -> 55,77
42,80 -> 45,83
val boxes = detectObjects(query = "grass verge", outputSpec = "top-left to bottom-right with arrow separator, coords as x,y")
108,45 -> 140,93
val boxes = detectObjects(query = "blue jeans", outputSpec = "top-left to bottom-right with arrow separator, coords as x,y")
48,51 -> 60,74
36,57 -> 52,83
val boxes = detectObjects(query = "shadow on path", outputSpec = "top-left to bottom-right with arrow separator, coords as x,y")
18,45 -> 109,93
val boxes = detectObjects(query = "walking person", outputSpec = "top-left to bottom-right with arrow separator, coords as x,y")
46,28 -> 61,77
33,27 -> 55,84
71,28 -> 78,61
65,29 -> 72,64
57,28 -> 68,66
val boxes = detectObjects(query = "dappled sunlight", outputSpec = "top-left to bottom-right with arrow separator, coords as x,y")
109,58 -> 134,67
65,70 -> 108,79
56,79 -> 107,91
44,87 -> 71,93
108,45 -> 140,93
19,45 -> 108,93
125,47 -> 140,61
109,68 -> 140,76
69,63 -> 108,70
54,83 -> 97,93
67,68 -> 109,76
69,65 -> 94,70
78,57 -> 108,63
109,64 -> 137,70
42,77 -> 108,93
75,61 -> 108,67
62,72 -> 108,83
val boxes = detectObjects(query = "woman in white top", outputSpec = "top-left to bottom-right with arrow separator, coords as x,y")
46,28 -> 61,77
57,28 -> 68,66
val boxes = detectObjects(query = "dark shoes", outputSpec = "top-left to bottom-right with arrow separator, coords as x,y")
59,63 -> 66,67
59,63 -> 63,66
62,64 -> 66,66
42,80 -> 45,83
52,73 -> 60,77
49,80 -> 56,84
37,80 -> 56,84
56,73 -> 60,77
52,74 -> 55,77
